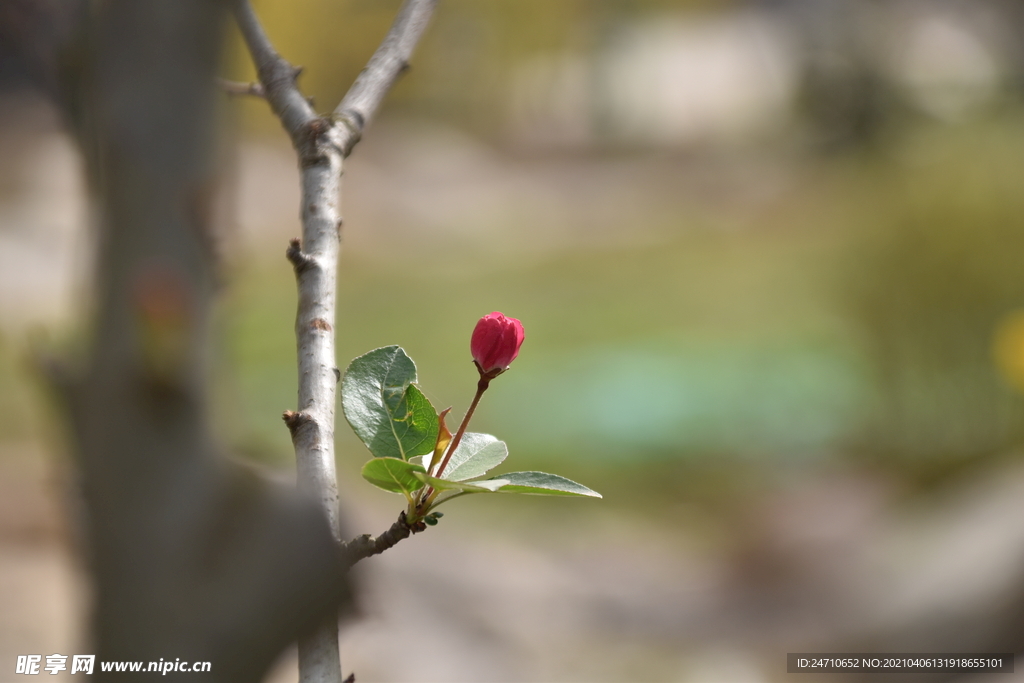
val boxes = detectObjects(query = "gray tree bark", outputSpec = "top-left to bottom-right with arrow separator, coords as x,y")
235,1 -> 437,681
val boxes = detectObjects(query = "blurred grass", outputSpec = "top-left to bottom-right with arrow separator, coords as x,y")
205,0 -> 1024,505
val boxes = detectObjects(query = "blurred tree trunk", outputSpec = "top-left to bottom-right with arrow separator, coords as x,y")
29,1 -> 352,681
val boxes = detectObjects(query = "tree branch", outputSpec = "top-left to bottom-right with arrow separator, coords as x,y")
285,237 -> 317,272
217,77 -> 265,98
340,512 -> 426,570
234,2 -> 438,681
236,6 -> 344,682
332,0 -> 438,156
232,0 -> 316,141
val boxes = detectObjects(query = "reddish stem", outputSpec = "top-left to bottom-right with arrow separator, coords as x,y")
433,377 -> 490,480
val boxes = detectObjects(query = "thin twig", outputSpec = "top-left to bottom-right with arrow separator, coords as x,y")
217,77 -> 266,98
234,5 -> 343,682
333,0 -> 438,156
232,0 -> 316,139
340,512 -> 426,570
285,237 -> 316,272
233,1 -> 438,681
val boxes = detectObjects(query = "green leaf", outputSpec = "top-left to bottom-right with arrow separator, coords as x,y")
483,471 -> 602,498
413,471 -> 509,493
342,345 -> 438,460
438,433 -> 508,481
361,458 -> 426,496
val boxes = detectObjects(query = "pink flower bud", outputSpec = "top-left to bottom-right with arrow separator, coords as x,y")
471,312 -> 525,375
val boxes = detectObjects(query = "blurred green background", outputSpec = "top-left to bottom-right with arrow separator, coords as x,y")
4,0 -> 1024,680
206,0 -> 1024,497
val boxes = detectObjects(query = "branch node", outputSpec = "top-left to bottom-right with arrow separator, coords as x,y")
217,77 -> 265,98
310,318 -> 332,333
335,109 -> 364,136
296,117 -> 335,167
282,410 -> 313,436
303,117 -> 333,146
292,64 -> 304,81
333,110 -> 364,155
286,238 -> 316,272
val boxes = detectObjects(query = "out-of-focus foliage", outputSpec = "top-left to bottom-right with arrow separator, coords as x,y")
3,0 -> 1024,496
224,0 -> 727,136
6,4 -> 1024,679
0,334 -> 40,440
842,122 -> 1024,467
206,116 -> 1024,507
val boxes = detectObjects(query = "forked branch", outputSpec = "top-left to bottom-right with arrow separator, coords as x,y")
233,2 -> 438,682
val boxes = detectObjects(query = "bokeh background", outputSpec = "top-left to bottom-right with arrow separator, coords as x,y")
4,0 -> 1024,680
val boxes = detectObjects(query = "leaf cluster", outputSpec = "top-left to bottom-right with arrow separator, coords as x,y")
341,346 -> 600,524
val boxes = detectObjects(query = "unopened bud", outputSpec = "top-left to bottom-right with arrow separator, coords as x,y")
470,311 -> 524,377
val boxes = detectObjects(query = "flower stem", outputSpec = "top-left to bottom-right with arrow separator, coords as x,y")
419,377 -> 490,510
436,377 -> 489,479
